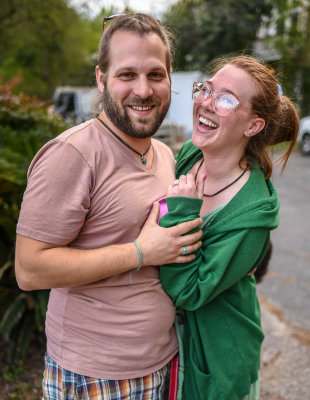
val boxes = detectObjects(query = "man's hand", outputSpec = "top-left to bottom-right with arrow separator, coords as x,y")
137,201 -> 203,266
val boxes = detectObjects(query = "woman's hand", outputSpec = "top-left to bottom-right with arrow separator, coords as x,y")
167,173 -> 206,199
137,202 -> 203,266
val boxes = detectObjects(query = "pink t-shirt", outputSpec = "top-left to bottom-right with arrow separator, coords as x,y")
17,118 -> 178,379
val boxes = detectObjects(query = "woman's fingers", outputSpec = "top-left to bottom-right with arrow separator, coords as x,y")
167,174 -> 200,198
178,175 -> 187,185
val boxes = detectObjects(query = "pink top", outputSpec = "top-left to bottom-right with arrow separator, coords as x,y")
158,197 -> 169,221
17,118 -> 178,379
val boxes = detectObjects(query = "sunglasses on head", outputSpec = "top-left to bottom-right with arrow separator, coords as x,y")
102,13 -> 161,34
102,14 -> 127,33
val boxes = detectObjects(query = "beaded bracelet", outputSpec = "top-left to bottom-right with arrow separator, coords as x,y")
130,240 -> 143,284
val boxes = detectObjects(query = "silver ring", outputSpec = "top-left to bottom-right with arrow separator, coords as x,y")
183,246 -> 187,256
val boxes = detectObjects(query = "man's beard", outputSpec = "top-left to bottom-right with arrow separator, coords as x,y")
102,84 -> 170,138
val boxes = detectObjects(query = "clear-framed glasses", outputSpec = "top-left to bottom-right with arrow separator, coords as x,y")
192,82 -> 240,116
102,14 -> 127,33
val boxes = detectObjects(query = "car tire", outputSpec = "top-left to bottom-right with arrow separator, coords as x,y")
300,133 -> 310,156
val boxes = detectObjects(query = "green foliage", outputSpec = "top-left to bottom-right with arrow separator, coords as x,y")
0,275 -> 49,363
0,0 -> 148,100
0,0 -> 99,98
266,0 -> 310,116
0,76 -> 68,363
162,0 -> 273,71
163,0 -> 310,116
2,364 -> 26,382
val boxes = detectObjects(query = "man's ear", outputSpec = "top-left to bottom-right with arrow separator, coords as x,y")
96,65 -> 105,93
245,117 -> 265,137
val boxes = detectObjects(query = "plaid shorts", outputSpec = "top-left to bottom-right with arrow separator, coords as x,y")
42,353 -> 170,400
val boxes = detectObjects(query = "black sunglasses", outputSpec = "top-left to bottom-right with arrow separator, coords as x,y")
102,13 -> 161,34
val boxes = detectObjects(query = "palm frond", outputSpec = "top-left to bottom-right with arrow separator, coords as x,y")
0,293 -> 27,340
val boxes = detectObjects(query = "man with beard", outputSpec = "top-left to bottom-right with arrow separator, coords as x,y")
15,13 -> 203,400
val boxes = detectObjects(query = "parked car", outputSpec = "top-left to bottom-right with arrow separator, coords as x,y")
297,116 -> 310,156
53,86 -> 97,124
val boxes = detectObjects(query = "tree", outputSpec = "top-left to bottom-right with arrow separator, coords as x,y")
265,0 -> 310,116
162,0 -> 273,71
0,0 -> 97,98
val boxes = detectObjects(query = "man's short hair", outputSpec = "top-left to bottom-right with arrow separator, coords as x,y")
97,13 -> 174,80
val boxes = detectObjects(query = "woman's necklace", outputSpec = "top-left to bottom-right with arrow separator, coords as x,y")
195,159 -> 248,197
97,117 -> 152,165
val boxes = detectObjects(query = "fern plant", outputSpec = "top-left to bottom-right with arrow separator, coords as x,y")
0,260 -> 49,362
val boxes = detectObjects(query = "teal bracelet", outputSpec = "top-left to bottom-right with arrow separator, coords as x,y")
132,239 -> 143,270
130,240 -> 143,284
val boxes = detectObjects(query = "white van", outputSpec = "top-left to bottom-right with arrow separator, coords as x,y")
53,86 -> 97,124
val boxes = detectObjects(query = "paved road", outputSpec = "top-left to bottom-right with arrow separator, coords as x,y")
256,151 -> 310,400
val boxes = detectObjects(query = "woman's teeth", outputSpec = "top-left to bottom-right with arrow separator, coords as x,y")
199,116 -> 218,128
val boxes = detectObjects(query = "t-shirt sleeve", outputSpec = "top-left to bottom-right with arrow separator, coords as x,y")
16,139 -> 93,244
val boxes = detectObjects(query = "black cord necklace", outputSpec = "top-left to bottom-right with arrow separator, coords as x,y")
97,117 -> 152,165
195,159 -> 248,197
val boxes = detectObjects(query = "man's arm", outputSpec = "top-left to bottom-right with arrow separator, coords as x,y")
15,202 -> 203,291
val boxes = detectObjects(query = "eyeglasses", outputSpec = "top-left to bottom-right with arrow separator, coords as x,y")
102,14 -> 126,33
192,82 -> 240,116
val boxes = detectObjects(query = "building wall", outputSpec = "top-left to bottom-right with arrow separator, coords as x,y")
165,71 -> 208,139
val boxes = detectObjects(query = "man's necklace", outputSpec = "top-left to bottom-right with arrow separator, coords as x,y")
195,159 -> 248,197
97,117 -> 152,165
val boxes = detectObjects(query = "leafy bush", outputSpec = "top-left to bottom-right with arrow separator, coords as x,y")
0,76 -> 68,363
